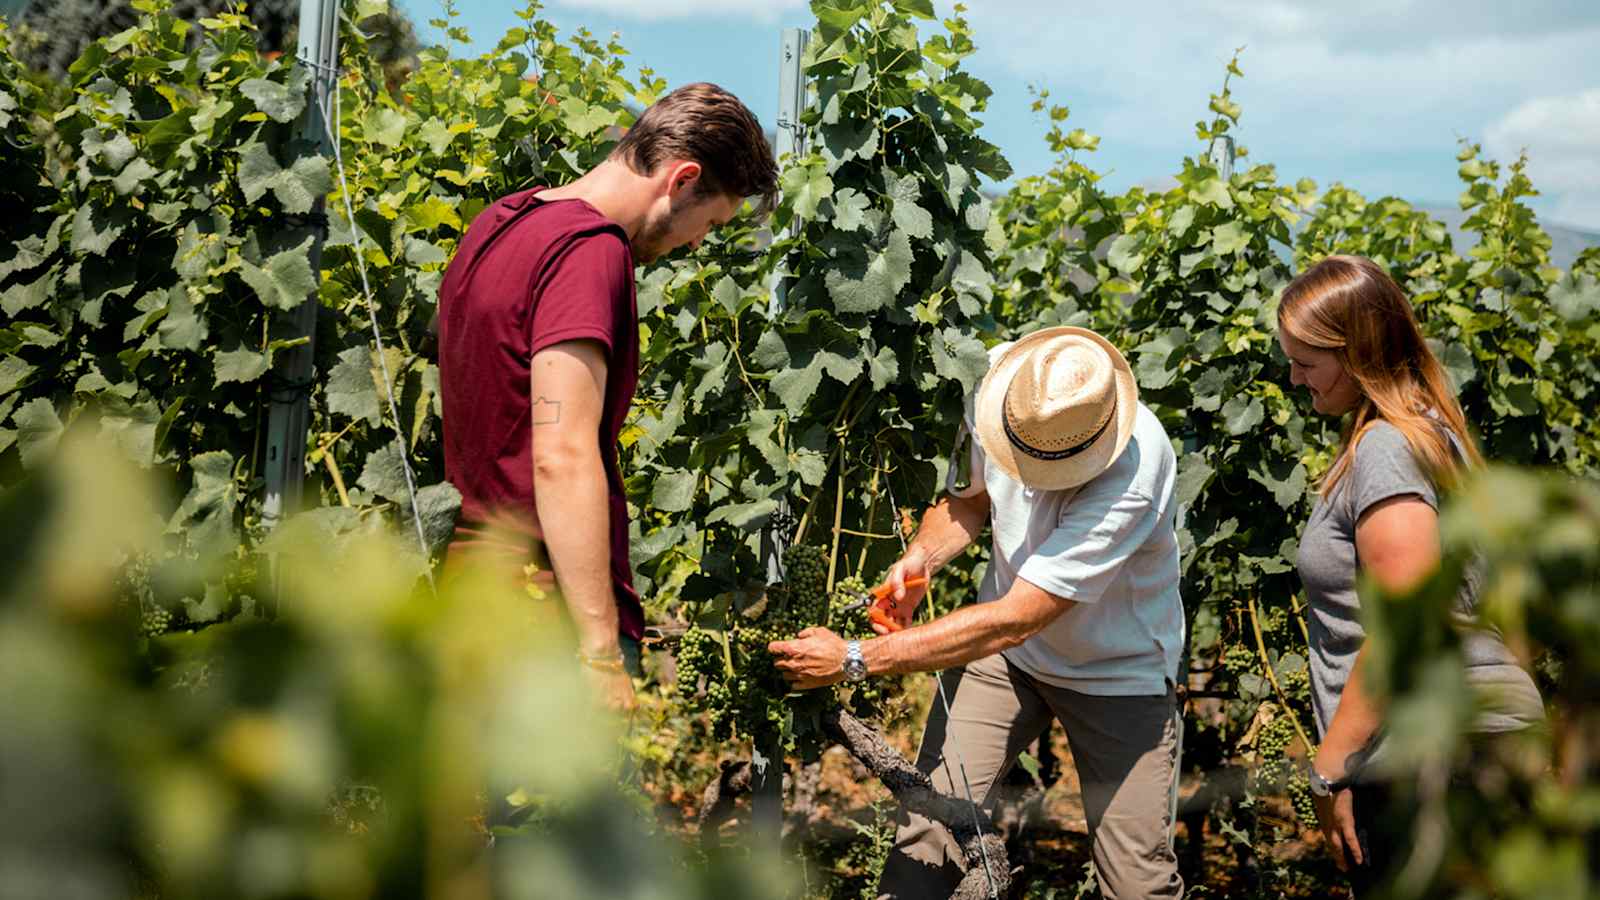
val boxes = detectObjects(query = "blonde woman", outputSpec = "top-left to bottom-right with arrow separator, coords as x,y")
1277,255 -> 1544,893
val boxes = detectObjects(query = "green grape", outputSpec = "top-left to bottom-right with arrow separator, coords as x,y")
140,606 -> 171,637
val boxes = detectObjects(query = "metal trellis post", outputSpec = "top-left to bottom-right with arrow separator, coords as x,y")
262,0 -> 338,530
1208,134 -> 1236,182
751,23 -> 811,843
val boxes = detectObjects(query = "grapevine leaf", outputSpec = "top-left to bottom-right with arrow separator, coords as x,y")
771,359 -> 823,416
400,481 -> 463,555
791,446 -> 829,487
1190,177 -> 1233,210
13,398 -> 63,469
238,141 -> 282,203
101,401 -> 160,466
820,120 -> 877,168
326,346 -> 383,426
1167,204 -> 1197,235
363,106 -> 409,148
781,161 -> 833,221
405,195 -> 462,233
0,356 -> 36,396
240,71 -> 308,123
825,228 -> 913,313
816,344 -> 864,385
0,232 -> 51,281
357,440 -> 411,503
111,157 -> 158,195
238,143 -> 332,214
931,327 -> 990,393
168,451 -> 238,549
1,267 -> 55,316
705,497 -> 779,528
1175,453 -> 1213,508
240,237 -> 317,310
712,276 -> 742,315
1211,220 -> 1250,256
1430,339 -> 1476,389
213,342 -> 270,385
826,187 -> 870,232
866,344 -> 899,391
1549,273 -> 1600,323
651,469 -> 698,513
886,170 -> 933,240
1107,233 -> 1144,275
70,204 -> 126,256
82,128 -> 136,171
183,583 -> 232,625
691,342 -> 731,407
1250,459 -> 1308,510
275,155 -> 334,215
1221,395 -> 1264,435
1191,367 -> 1229,412
157,287 -> 208,351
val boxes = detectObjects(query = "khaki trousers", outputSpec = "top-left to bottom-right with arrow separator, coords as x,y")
877,653 -> 1184,899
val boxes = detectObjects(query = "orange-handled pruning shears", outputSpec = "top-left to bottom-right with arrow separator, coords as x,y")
842,576 -> 928,633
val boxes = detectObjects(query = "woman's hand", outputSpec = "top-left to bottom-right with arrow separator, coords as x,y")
874,547 -> 932,634
1313,785 -> 1361,869
769,627 -> 849,690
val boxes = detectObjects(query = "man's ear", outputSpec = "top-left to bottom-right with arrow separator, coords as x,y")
664,160 -> 703,197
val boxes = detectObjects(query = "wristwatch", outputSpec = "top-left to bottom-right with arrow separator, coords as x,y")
842,640 -> 868,682
1307,766 -> 1349,797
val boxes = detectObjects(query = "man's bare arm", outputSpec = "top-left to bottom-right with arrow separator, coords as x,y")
905,490 -> 991,572
863,576 -> 1073,675
769,576 -> 1076,688
529,340 -> 619,660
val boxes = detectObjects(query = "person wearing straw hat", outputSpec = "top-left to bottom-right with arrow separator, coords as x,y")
771,326 -> 1185,899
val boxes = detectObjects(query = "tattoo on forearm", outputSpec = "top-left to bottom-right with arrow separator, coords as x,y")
531,396 -> 562,425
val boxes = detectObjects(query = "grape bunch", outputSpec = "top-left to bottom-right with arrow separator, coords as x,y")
140,605 -> 172,638
1287,768 -> 1318,830
828,574 -> 886,719
671,543 -> 890,747
1252,707 -> 1320,830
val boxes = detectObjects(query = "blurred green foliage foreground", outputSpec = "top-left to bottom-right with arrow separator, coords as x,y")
1359,467 -> 1600,900
2,426 -> 1599,899
0,430 -> 787,900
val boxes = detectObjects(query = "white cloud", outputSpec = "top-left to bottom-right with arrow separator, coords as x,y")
550,0 -> 804,23
924,1 -> 1599,224
1486,88 -> 1600,229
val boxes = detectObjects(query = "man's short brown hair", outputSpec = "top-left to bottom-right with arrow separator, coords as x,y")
611,82 -> 778,215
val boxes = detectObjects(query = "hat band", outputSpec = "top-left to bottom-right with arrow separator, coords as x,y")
1002,400 -> 1115,462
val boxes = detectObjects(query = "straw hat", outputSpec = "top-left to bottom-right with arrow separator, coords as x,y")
974,326 -> 1139,490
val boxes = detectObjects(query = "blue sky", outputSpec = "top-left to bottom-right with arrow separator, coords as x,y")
405,0 -> 1600,232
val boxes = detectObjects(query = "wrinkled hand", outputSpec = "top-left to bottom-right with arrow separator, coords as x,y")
874,547 -> 931,635
1312,783 -> 1361,870
769,626 -> 848,690
584,665 -> 637,716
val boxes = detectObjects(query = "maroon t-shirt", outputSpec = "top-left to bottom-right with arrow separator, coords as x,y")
436,187 -> 643,640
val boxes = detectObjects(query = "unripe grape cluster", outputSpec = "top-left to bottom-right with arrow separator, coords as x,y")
1252,708 -> 1319,830
673,544 -> 888,745
140,606 -> 172,637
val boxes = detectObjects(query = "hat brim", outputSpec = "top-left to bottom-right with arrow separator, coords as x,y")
974,326 -> 1140,491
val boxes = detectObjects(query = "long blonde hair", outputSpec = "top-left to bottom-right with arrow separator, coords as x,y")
1278,255 -> 1483,494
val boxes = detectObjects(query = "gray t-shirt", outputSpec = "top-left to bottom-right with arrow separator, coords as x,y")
1297,421 -> 1544,746
952,349 -> 1185,696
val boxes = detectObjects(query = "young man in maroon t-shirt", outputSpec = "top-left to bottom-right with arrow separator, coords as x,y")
436,83 -> 776,712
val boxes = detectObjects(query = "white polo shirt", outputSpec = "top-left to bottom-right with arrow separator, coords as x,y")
952,353 -> 1185,696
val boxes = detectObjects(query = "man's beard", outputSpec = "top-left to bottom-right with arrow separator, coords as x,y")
630,210 -> 675,264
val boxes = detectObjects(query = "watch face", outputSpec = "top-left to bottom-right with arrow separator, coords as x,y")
844,658 -> 868,681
